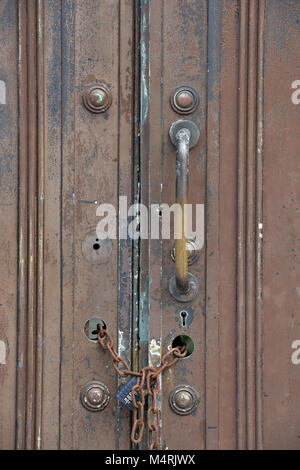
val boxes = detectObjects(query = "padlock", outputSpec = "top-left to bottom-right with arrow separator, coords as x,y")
116,376 -> 139,410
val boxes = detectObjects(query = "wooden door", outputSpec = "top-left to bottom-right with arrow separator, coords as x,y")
0,0 -> 300,450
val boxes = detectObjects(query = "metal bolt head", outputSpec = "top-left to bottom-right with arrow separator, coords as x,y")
169,385 -> 199,415
89,89 -> 108,108
170,85 -> 199,115
83,84 -> 112,113
174,390 -> 193,409
175,90 -> 194,110
86,387 -> 104,406
80,381 -> 110,412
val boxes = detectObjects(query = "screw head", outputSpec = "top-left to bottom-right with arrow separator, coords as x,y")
80,381 -> 110,412
83,84 -> 112,113
169,385 -> 199,415
170,85 -> 199,115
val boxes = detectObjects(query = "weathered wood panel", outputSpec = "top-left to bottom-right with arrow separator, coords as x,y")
263,0 -> 300,450
0,0 -> 18,450
0,0 -> 300,450
0,0 -> 135,450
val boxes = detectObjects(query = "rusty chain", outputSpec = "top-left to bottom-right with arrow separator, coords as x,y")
97,324 -> 187,450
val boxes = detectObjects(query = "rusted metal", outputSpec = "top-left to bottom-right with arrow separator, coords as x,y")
97,324 -> 187,449
170,85 -> 200,115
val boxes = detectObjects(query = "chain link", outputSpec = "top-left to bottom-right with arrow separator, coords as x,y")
97,324 -> 187,449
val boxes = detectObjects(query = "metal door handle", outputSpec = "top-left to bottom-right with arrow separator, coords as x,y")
168,119 -> 200,302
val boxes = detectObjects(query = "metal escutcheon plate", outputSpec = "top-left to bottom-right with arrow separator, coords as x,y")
169,272 -> 199,303
169,119 -> 200,149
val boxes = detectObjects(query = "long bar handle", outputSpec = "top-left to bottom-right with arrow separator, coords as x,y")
169,119 -> 200,302
175,127 -> 190,293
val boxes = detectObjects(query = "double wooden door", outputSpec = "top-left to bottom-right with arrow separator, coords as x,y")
0,0 -> 300,450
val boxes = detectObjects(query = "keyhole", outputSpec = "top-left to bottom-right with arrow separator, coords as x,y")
180,310 -> 188,327
93,239 -> 100,251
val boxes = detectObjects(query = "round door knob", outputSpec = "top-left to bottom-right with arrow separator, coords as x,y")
80,381 -> 110,411
169,385 -> 199,415
170,85 -> 199,115
83,84 -> 112,113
